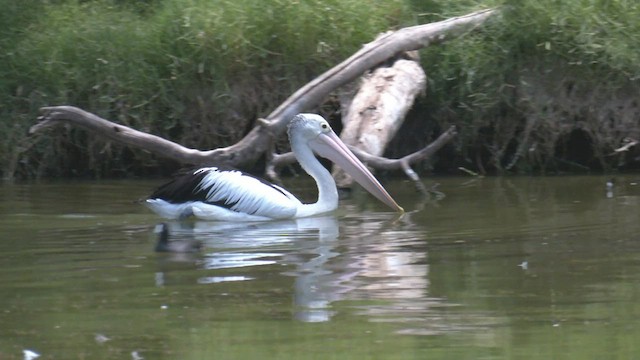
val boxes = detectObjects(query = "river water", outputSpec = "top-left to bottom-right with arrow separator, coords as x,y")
1,175 -> 639,359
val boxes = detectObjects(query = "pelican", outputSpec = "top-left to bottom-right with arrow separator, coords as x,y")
144,113 -> 403,221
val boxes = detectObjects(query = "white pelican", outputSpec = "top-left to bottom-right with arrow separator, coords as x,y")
144,113 -> 403,221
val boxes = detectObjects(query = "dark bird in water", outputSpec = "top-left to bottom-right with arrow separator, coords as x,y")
154,223 -> 202,253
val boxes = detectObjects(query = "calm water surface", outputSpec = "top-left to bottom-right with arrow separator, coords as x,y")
1,176 -> 640,359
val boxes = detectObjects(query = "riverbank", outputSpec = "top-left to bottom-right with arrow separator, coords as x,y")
2,0 -> 639,180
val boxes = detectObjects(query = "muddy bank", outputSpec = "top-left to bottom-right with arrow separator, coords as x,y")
390,62 -> 640,175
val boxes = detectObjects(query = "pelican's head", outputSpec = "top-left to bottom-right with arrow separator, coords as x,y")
288,113 -> 404,213
288,113 -> 332,141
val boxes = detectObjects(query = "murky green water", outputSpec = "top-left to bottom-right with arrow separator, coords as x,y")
1,176 -> 640,359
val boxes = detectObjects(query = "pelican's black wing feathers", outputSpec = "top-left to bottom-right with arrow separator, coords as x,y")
147,167 -> 299,217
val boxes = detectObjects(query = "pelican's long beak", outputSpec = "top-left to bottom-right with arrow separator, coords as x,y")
310,131 -> 404,213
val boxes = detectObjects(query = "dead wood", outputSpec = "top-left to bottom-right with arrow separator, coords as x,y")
30,9 -> 495,177
333,52 -> 427,187
267,125 -> 458,192
32,106 -> 215,164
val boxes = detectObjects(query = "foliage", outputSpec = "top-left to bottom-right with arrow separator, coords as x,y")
1,0 -> 640,179
410,0 -> 640,173
0,0 -> 411,179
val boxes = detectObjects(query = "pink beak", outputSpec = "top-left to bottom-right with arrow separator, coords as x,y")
309,131 -> 404,213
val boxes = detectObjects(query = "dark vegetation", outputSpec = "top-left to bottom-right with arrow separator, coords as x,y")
1,0 -> 639,180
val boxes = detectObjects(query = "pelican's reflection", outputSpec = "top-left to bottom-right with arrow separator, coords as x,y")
153,213 -> 434,325
154,216 -> 343,322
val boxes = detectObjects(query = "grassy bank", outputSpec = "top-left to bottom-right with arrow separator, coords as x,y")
413,0 -> 640,174
1,0 -> 639,179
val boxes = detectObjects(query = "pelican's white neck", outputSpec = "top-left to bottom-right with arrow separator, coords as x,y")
290,132 -> 339,218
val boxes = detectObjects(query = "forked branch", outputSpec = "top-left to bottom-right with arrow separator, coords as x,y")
31,9 -> 495,168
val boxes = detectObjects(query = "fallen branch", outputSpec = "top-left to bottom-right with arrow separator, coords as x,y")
610,138 -> 638,154
31,8 -> 496,169
32,106 -> 215,164
267,125 -> 458,192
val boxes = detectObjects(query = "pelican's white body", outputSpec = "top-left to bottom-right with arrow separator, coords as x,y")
145,113 -> 402,221
145,167 -> 303,221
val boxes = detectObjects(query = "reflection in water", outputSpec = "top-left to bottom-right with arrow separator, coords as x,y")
153,213 -> 464,329
4,177 -> 640,358
155,217 -> 347,322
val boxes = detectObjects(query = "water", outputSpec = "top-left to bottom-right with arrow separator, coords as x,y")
1,176 -> 640,359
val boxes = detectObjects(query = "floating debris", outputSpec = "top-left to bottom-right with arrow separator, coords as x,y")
155,272 -> 165,287
197,275 -> 253,284
23,350 -> 40,360
95,333 -> 111,344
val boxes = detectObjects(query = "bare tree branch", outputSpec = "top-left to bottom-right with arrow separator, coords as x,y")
260,8 -> 496,132
32,106 -> 215,164
267,125 -> 458,188
31,8 -> 496,169
348,126 -> 458,170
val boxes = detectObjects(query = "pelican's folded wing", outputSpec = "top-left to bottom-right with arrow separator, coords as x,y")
148,167 -> 301,219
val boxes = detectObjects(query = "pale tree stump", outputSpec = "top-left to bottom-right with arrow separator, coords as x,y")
334,52 -> 427,188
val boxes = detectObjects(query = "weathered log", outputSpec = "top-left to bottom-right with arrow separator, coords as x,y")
31,8 -> 496,169
333,52 -> 427,188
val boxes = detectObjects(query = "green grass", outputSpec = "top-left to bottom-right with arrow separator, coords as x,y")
411,0 -> 640,173
0,0 -> 412,179
2,0 -> 640,179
